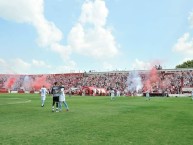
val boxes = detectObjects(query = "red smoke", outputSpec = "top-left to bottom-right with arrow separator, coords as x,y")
31,75 -> 51,90
4,76 -> 17,89
144,67 -> 160,91
149,67 -> 159,83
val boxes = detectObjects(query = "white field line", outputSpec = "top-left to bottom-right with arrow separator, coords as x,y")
0,98 -> 31,105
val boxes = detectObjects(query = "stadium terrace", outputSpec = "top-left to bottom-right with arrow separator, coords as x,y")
0,68 -> 193,97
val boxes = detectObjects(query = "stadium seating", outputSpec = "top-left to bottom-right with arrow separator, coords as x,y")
0,69 -> 193,96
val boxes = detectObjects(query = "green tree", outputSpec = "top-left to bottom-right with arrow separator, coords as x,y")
176,59 -> 193,68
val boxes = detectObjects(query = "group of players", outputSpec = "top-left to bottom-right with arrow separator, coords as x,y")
39,82 -> 193,112
39,82 -> 69,112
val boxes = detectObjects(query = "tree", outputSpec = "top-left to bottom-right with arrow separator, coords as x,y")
176,60 -> 193,68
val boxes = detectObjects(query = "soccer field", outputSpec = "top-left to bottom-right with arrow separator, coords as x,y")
0,94 -> 193,145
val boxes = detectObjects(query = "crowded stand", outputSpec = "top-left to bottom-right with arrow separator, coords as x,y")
0,68 -> 193,96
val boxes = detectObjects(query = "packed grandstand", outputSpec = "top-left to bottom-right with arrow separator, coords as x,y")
0,67 -> 193,96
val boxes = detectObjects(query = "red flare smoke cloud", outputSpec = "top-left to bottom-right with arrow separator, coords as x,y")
31,75 -> 51,90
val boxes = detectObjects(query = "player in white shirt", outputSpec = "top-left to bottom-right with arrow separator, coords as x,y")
40,85 -> 48,107
116,89 -> 120,97
93,88 -> 96,96
110,88 -> 115,100
191,89 -> 193,101
146,90 -> 150,101
59,82 -> 69,111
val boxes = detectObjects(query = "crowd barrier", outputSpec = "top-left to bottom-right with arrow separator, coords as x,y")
0,91 -> 40,94
0,90 -> 8,93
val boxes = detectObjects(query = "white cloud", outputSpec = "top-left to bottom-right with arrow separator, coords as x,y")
11,58 -> 31,73
52,62 -> 78,74
66,0 -> 119,59
0,58 -> 31,74
131,59 -> 152,70
0,0 -> 119,60
50,43 -> 72,60
0,58 -> 73,74
0,0 -> 63,48
0,0 -> 70,58
173,11 -> 193,56
0,0 -> 76,71
0,58 -> 14,73
32,59 -> 51,68
0,58 -> 6,66
178,57 -> 192,64
173,32 -> 193,55
102,62 -> 113,71
0,0 -> 119,73
0,0 -> 42,23
79,0 -> 108,26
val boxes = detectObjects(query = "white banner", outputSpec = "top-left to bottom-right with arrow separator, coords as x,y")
182,87 -> 193,92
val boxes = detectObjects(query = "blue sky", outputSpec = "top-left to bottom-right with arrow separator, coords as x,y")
0,0 -> 193,74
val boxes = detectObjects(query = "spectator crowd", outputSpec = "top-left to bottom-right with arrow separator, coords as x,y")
0,69 -> 193,95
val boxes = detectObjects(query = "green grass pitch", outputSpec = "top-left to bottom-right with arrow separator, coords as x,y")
0,93 -> 193,145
